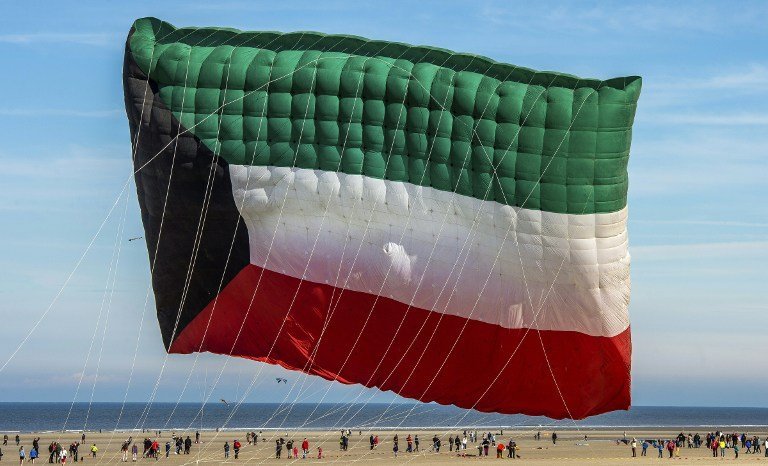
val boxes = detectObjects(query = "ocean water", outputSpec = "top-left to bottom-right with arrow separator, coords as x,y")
0,403 -> 766,432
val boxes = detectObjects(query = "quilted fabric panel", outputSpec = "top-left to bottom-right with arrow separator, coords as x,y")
128,17 -> 641,215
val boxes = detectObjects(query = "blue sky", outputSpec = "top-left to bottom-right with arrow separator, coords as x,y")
0,1 -> 766,410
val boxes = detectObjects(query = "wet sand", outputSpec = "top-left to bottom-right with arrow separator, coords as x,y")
7,429 -> 768,465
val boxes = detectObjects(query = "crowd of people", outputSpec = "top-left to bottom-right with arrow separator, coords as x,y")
626,431 -> 767,459
116,434 -> 195,462
1,438 -> 97,465
3,429 -> 768,462
273,437 -> 318,459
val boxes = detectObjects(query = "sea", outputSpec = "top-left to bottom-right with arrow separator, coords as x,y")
0,403 -> 766,433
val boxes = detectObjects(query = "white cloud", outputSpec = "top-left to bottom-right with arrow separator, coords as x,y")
0,108 -> 122,118
646,64 -> 768,93
633,219 -> 768,228
2,144 -> 130,178
478,2 -> 768,35
628,131 -> 767,196
638,112 -> 768,126
631,241 -> 768,261
0,32 -> 119,47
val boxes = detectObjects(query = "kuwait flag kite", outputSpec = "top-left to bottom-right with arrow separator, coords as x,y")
124,17 -> 640,419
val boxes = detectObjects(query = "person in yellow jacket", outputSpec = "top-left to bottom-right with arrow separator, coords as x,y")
90,445 -> 98,458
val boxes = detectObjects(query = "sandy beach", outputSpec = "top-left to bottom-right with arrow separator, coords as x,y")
6,429 -> 768,465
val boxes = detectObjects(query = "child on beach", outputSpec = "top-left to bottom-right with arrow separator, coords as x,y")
90,445 -> 97,459
18,447 -> 25,465
317,447 -> 322,459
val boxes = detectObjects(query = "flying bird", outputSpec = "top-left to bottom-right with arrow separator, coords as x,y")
276,378 -> 287,384
128,236 -> 144,242
220,399 -> 229,406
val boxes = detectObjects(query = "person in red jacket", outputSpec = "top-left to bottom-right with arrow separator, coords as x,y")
233,440 -> 241,459
496,442 -> 505,458
317,447 -> 322,459
301,439 -> 309,459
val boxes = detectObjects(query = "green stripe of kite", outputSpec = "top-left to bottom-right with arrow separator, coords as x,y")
129,17 -> 641,215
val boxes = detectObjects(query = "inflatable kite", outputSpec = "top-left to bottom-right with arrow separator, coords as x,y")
124,17 -> 640,419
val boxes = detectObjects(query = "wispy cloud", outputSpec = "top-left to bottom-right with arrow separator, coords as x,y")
190,1 -> 347,12
633,220 -> 768,228
638,112 -> 768,126
0,32 -> 118,47
2,144 -> 130,178
632,241 -> 768,261
0,108 -> 122,118
629,131 -> 767,196
478,2 -> 768,35
647,64 -> 768,92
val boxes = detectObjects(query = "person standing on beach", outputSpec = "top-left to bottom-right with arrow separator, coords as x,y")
631,438 -> 637,457
89,445 -> 97,459
232,440 -> 240,459
4,434 -> 8,446
15,438 -> 19,448
551,432 -> 557,445
29,447 -> 37,464
641,440 -> 648,456
223,441 -> 229,459
414,435 -> 419,452
274,440 -> 281,459
301,438 -> 309,459
508,440 -> 516,459
18,447 -> 25,465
